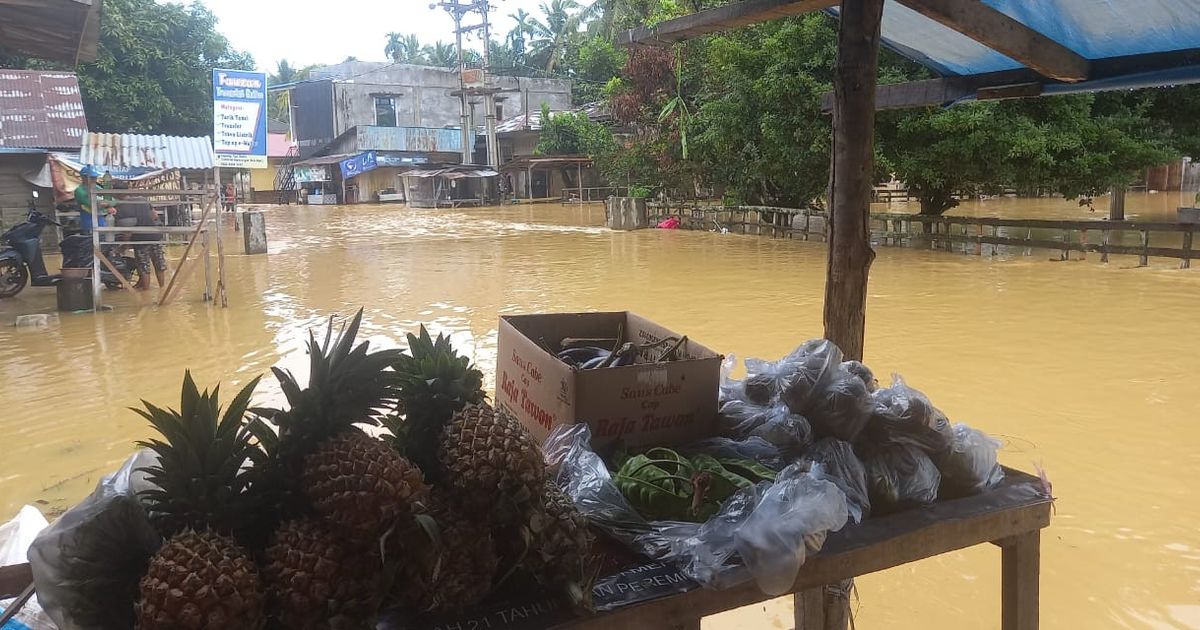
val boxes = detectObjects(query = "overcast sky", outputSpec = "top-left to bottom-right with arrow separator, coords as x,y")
195,0 -> 550,72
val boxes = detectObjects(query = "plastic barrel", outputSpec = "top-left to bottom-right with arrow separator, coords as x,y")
56,274 -> 93,311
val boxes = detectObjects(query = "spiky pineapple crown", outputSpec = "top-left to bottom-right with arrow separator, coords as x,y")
265,309 -> 403,461
388,326 -> 486,478
135,371 -> 263,539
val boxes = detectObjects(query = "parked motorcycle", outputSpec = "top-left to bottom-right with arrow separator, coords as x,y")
0,192 -> 137,298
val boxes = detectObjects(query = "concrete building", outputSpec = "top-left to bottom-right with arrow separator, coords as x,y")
286,61 -> 571,203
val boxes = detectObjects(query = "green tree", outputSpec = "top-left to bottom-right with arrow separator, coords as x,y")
13,0 -> 254,136
267,59 -> 313,123
561,36 -> 625,104
525,0 -> 584,72
421,42 -> 458,68
385,33 -> 425,63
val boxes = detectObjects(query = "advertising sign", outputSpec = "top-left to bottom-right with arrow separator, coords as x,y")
213,69 -> 268,168
339,151 -> 378,179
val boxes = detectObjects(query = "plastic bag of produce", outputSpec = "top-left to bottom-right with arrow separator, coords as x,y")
803,366 -> 872,443
864,376 -> 953,455
544,424 -> 849,594
778,340 -> 843,414
717,399 -> 773,437
718,354 -> 745,404
27,450 -> 163,630
802,438 -> 870,522
747,405 -> 813,454
677,436 -> 787,471
840,360 -> 878,392
861,445 -> 941,513
741,357 -> 784,406
937,423 -> 1004,497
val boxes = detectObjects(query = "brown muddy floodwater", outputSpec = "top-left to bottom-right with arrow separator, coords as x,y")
2,193 -> 1198,629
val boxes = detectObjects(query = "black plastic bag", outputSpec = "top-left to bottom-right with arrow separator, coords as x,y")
937,423 -> 1004,497
802,438 -> 870,522
717,399 -> 773,437
747,405 -> 813,454
778,340 -> 843,414
863,376 -> 953,455
840,360 -> 878,393
861,445 -> 941,513
803,367 -> 872,443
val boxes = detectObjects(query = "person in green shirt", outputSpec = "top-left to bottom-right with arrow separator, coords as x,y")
73,166 -> 114,234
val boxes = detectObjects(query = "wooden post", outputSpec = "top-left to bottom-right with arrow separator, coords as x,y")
1080,229 -> 1088,261
214,167 -> 229,307
89,180 -> 102,309
1109,185 -> 1126,221
1060,229 -> 1069,261
203,230 -> 212,301
1101,229 -> 1110,263
824,0 -> 884,362
1000,530 -> 1040,630
1139,230 -> 1149,266
1182,229 -> 1193,269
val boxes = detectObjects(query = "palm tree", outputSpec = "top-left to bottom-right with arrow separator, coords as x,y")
508,8 -> 535,62
422,41 -> 458,68
385,32 -> 424,63
526,0 -> 583,72
272,59 -> 300,84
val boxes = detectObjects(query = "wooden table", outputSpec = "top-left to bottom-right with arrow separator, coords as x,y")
562,467 -> 1051,630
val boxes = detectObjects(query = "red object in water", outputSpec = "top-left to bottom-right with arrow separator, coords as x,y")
658,217 -> 681,229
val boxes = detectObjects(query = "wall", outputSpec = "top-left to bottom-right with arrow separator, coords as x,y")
319,63 -> 571,137
293,80 -> 336,158
0,154 -> 52,229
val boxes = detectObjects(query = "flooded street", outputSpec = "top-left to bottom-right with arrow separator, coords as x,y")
2,195 -> 1198,629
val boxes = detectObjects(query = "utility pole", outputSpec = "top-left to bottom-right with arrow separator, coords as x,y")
436,0 -> 502,168
435,1 -> 475,164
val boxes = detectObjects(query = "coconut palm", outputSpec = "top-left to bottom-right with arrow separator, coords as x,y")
525,0 -> 584,72
422,41 -> 459,68
507,8 -> 536,63
385,33 -> 425,63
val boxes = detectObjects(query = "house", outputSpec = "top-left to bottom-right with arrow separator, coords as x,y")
247,120 -> 298,203
496,102 -> 612,201
0,70 -> 88,226
284,61 -> 571,204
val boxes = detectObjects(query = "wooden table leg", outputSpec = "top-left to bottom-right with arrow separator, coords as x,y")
795,582 -> 850,630
1000,530 -> 1040,630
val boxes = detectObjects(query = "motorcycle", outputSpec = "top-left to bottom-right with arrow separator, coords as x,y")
0,192 -> 137,298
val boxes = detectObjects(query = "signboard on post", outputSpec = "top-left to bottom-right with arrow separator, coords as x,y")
212,69 -> 268,168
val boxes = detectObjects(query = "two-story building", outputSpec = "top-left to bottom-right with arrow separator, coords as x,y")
286,61 -> 572,204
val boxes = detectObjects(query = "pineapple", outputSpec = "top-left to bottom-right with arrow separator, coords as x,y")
523,480 -> 597,611
255,311 -> 432,626
259,310 -> 431,545
263,519 -> 378,629
392,327 -> 545,520
393,491 -> 499,612
133,372 -> 266,630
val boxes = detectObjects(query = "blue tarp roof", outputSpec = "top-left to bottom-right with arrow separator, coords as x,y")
831,0 -> 1200,78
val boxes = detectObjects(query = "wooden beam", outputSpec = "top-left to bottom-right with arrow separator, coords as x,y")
894,0 -> 1088,82
618,0 -> 837,46
823,0 -> 884,362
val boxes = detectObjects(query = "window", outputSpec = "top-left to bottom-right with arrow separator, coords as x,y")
374,96 -> 397,127
496,104 -> 504,121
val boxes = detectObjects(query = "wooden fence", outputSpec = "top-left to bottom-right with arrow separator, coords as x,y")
648,204 -> 1200,268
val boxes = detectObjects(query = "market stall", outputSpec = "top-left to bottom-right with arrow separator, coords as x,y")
400,164 -> 499,208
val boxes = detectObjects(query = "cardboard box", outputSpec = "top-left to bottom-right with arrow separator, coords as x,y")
496,312 -> 722,448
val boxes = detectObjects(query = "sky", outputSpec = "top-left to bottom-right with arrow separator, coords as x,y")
196,0 -> 550,73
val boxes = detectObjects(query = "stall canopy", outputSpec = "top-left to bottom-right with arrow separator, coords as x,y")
80,133 -> 216,171
0,0 -> 102,64
400,166 -> 499,180
621,0 -> 1200,109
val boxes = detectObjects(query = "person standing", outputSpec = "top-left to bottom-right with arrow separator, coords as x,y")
73,165 -> 114,234
222,182 -> 237,212
112,181 -> 168,289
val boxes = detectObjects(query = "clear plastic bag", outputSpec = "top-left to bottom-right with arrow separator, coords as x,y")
676,436 -> 788,471
544,424 -> 849,595
803,367 -> 872,443
802,438 -> 870,522
864,376 -> 954,455
861,445 -> 941,513
741,357 -> 783,406
747,405 -> 813,454
717,399 -> 773,437
936,423 -> 1004,497
27,450 -> 163,630
778,340 -> 843,415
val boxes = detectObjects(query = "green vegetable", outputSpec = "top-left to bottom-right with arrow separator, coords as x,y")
610,447 -> 777,522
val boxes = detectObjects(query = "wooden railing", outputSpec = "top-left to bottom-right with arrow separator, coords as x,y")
648,204 -> 1200,268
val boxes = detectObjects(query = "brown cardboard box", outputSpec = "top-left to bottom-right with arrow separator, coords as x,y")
496,312 -> 722,448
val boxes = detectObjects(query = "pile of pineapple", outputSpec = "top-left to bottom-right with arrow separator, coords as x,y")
128,312 -> 594,629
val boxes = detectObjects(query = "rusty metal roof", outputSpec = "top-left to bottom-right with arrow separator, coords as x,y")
80,133 -> 216,170
0,70 -> 88,150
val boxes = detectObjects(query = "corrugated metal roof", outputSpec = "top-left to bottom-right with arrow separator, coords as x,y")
80,133 -> 216,170
495,102 -> 611,134
0,70 -> 88,150
0,0 -> 100,64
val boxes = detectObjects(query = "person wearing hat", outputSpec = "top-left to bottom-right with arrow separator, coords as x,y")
74,165 -> 114,234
